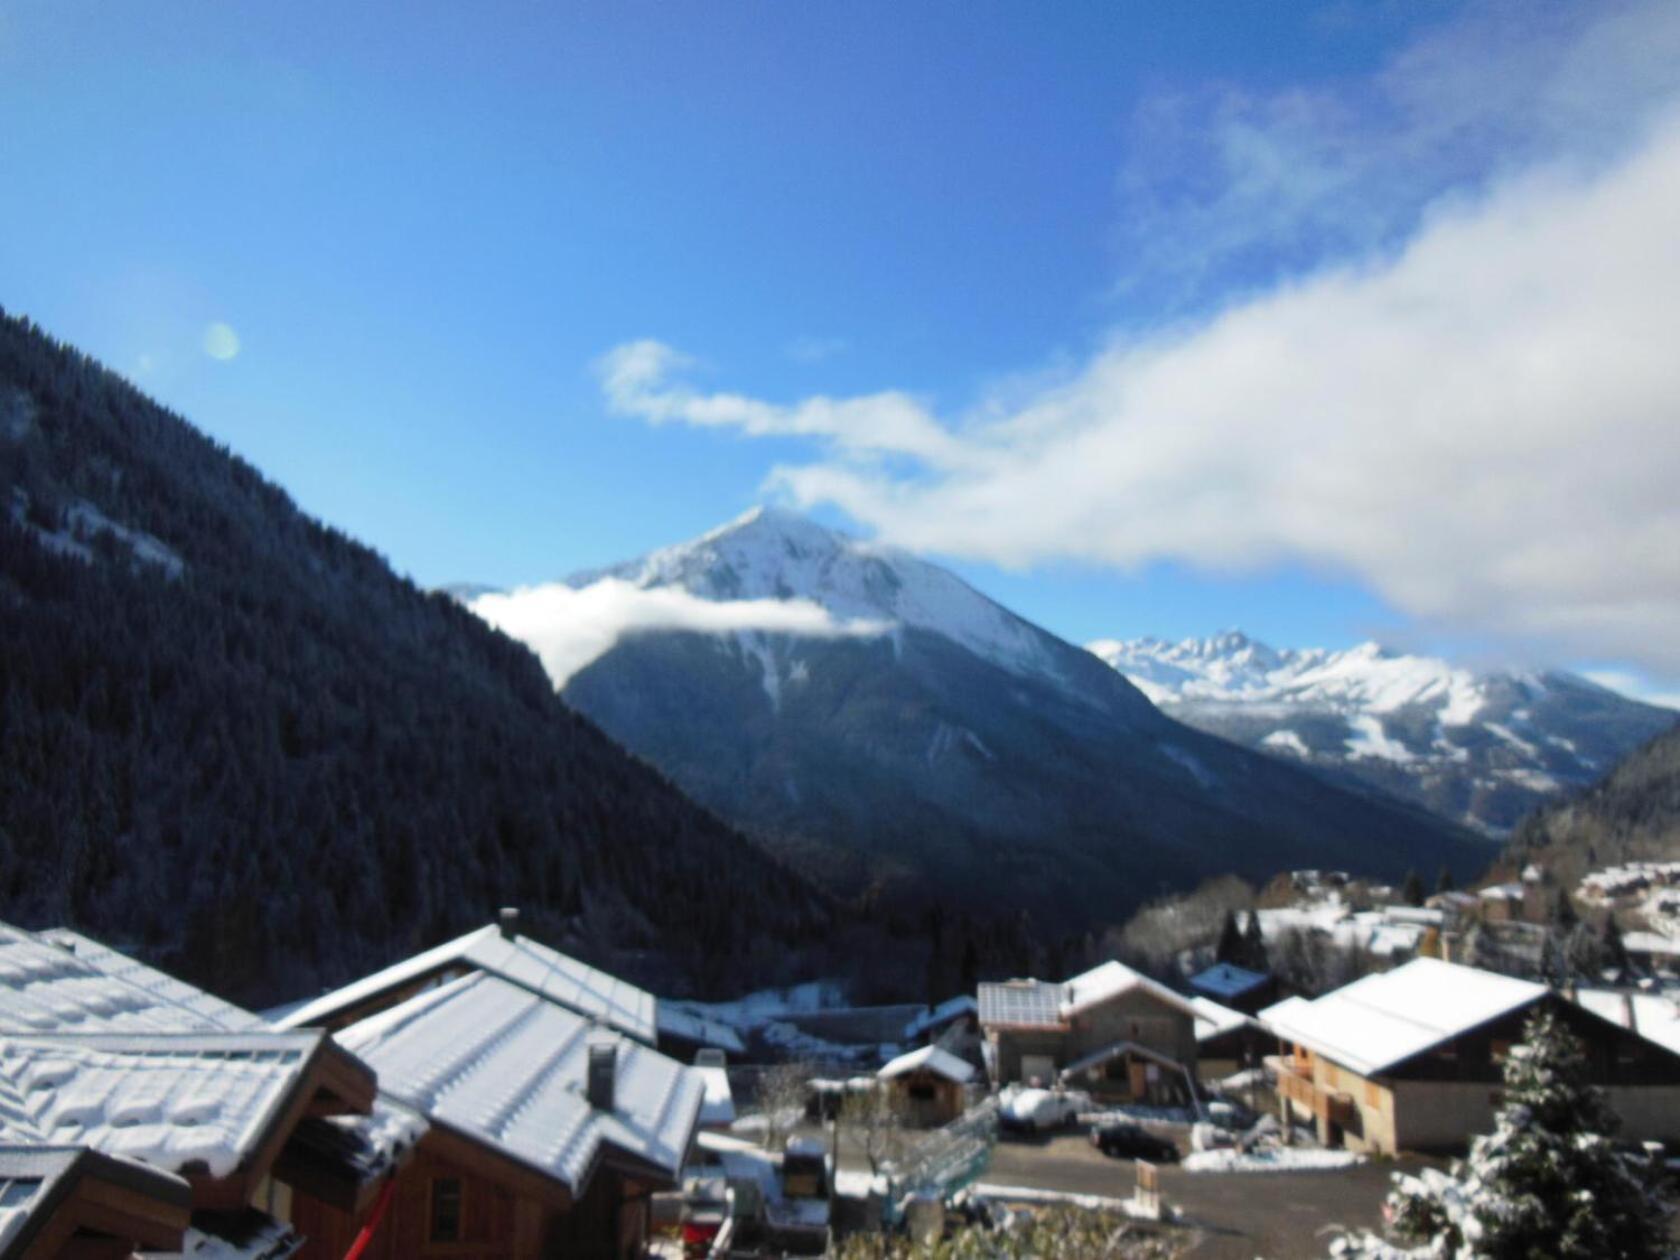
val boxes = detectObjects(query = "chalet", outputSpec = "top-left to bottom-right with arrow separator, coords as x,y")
877,1045 -> 975,1127
1190,996 -> 1262,1076
0,1145 -> 191,1258
978,962 -> 1199,1103
281,923 -> 705,1259
0,921 -> 418,1259
1261,957 -> 1680,1155
276,908 -> 657,1044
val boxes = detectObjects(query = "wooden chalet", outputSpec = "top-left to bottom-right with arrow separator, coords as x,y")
0,922 -> 421,1259
1261,957 -> 1680,1154
978,961 -> 1199,1103
279,917 -> 705,1259
0,1145 -> 191,1259
876,1045 -> 976,1127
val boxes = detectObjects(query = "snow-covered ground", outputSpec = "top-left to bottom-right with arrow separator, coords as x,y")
1182,1147 -> 1365,1173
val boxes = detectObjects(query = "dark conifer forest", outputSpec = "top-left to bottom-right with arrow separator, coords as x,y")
0,309 -> 830,1005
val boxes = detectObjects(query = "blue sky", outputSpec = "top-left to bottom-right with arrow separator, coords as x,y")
3,1 -> 1679,698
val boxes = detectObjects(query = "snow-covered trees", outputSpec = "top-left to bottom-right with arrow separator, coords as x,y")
1335,1006 -> 1669,1259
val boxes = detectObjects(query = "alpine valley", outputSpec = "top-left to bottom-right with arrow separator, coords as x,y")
474,509 -> 1486,926
1089,633 -> 1676,835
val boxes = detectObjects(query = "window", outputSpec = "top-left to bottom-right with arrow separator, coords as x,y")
430,1177 -> 463,1243
1365,1082 -> 1381,1109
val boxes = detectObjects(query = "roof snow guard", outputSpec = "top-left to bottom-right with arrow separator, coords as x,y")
1260,957 -> 1546,1078
278,924 -> 658,1045
335,971 -> 703,1196
979,962 -> 1199,1031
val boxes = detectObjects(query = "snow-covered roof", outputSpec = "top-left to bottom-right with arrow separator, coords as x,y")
276,924 -> 658,1044
1479,883 -> 1524,901
695,1065 -> 735,1127
657,1002 -> 746,1055
877,1044 -> 975,1084
0,1031 -> 324,1178
1189,963 -> 1269,1001
1573,990 -> 1680,1057
1623,932 -> 1680,958
0,924 -> 256,1035
37,929 -> 265,1032
1258,994 -> 1311,1025
1191,996 -> 1255,1043
979,962 -> 1196,1030
902,996 -> 977,1041
1260,958 -> 1546,1078
335,971 -> 702,1192
0,1145 -> 191,1255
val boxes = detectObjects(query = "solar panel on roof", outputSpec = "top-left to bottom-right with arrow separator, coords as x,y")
978,982 -> 1061,1027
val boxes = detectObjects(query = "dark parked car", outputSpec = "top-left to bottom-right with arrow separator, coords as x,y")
1090,1121 -> 1179,1163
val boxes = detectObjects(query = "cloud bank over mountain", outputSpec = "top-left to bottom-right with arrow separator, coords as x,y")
471,578 -> 887,688
599,2 -> 1680,679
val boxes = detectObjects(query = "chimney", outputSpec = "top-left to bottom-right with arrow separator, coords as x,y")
499,907 -> 519,940
587,1042 -> 617,1113
1624,992 -> 1639,1035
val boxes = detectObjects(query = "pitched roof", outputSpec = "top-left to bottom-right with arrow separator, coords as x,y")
980,962 -> 1198,1031
902,996 -> 977,1041
1259,958 -> 1547,1077
37,931 -> 266,1033
1190,996 -> 1255,1042
0,925 -> 254,1035
1573,989 -> 1680,1057
877,1044 -> 975,1084
335,971 -> 702,1193
277,925 -> 657,1044
0,1032 -> 324,1179
0,1144 -> 191,1257
655,1003 -> 746,1055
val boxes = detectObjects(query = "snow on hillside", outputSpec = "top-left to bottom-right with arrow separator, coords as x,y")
1086,631 -> 1678,833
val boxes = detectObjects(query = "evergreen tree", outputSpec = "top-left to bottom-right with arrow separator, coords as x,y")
1241,909 -> 1268,972
1347,1006 -> 1669,1258
1401,868 -> 1424,907
1436,865 -> 1456,895
1601,917 -> 1630,979
1214,910 -> 1243,965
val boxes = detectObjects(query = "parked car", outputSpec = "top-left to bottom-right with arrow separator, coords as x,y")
998,1087 -> 1090,1135
1090,1121 -> 1179,1163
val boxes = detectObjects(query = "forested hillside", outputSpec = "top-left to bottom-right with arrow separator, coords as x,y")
1504,725 -> 1680,886
0,309 -> 828,1005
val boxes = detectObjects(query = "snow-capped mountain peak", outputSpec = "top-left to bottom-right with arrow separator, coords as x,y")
572,506 -> 1076,689
1087,631 -> 1676,833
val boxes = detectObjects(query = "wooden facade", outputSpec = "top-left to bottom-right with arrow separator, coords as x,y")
289,1126 -> 655,1260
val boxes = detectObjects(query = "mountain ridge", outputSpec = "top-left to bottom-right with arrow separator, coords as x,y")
1089,630 -> 1677,834
485,509 -> 1487,924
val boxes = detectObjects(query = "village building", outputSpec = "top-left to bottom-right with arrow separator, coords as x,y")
876,1045 -> 976,1127
1188,962 -> 1274,1015
1190,996 -> 1262,1078
0,1145 -> 192,1258
275,909 -> 657,1044
280,922 -> 705,1259
1261,957 -> 1680,1155
0,921 -> 419,1259
978,961 -> 1199,1103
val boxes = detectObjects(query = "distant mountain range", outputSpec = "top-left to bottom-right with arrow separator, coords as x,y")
0,310 -> 827,1005
478,509 -> 1483,926
1088,633 -> 1677,835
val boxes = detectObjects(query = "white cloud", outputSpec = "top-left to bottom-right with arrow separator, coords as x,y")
600,104 -> 1680,678
202,322 -> 240,361
1111,0 -> 1680,310
470,577 -> 888,689
597,339 -> 968,467
1581,670 -> 1680,712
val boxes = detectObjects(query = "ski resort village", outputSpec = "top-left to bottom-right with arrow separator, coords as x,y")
11,0 -> 1680,1255
3,858 -> 1680,1258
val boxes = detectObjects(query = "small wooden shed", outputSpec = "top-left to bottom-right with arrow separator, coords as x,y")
877,1045 -> 976,1128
